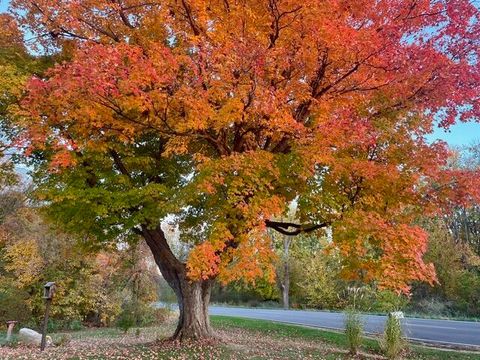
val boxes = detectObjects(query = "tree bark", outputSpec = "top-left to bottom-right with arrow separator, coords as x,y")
276,234 -> 291,310
173,279 -> 214,340
282,269 -> 290,310
282,236 -> 291,310
141,226 -> 214,341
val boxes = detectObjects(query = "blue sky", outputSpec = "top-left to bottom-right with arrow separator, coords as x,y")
428,122 -> 479,147
1,0 -> 479,147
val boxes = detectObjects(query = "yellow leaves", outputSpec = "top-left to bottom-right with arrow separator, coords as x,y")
0,64 -> 28,99
164,136 -> 191,157
211,97 -> 244,131
195,151 -> 287,230
4,239 -> 44,287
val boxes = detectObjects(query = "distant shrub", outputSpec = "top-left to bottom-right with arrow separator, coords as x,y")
115,300 -> 168,332
53,334 -> 72,347
344,309 -> 363,355
47,319 -> 62,333
260,300 -> 281,309
134,303 -> 152,326
374,290 -> 409,312
454,272 -> 480,317
299,255 -> 342,310
246,299 -> 260,308
69,319 -> 84,331
153,307 -> 173,324
412,298 -> 450,316
0,337 -> 19,348
42,318 -> 85,332
132,302 -> 164,327
0,286 -> 31,326
380,314 -> 406,359
115,305 -> 135,334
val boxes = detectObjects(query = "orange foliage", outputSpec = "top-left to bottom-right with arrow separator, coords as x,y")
13,0 -> 480,292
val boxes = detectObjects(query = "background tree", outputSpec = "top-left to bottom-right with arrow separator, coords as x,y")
298,242 -> 343,310
0,190 -> 120,328
407,143 -> 480,318
116,240 -> 162,327
269,205 -> 299,310
0,187 -> 167,329
276,232 -> 292,310
443,143 -> 480,255
10,0 -> 480,340
0,13 -> 52,185
408,219 -> 480,317
0,13 -> 26,187
411,196 -> 480,316
270,221 -> 326,310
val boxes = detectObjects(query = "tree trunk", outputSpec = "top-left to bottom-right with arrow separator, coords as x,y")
282,236 -> 291,310
173,279 -> 214,340
282,275 -> 289,310
141,226 -> 214,341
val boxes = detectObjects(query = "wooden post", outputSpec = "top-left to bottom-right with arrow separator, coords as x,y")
40,298 -> 51,351
41,282 -> 55,351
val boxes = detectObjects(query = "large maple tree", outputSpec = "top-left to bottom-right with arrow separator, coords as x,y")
10,0 -> 480,340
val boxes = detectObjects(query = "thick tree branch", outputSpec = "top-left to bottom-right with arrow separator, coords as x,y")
181,0 -> 202,36
109,149 -> 133,180
265,219 -> 329,236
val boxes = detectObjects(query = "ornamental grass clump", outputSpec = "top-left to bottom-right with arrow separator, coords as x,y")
345,309 -> 363,355
381,313 -> 406,359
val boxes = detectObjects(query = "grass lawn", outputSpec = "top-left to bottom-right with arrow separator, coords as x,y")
0,315 -> 478,359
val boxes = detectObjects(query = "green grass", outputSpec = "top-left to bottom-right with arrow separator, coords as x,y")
0,334 -> 18,347
211,315 -> 480,359
211,315 -> 379,349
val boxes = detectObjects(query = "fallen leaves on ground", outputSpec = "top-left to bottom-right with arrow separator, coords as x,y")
0,322 -> 384,360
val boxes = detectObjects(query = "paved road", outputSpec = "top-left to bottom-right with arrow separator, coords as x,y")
209,306 -> 480,348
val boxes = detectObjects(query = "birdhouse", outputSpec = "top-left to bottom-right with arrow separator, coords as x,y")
43,282 -> 56,300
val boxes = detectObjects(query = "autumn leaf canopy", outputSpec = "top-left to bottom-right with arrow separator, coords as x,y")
10,0 -> 480,292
